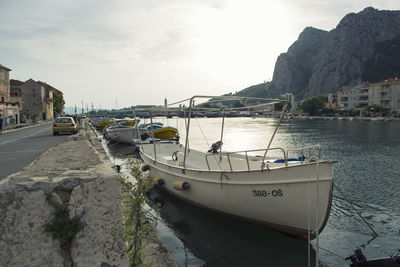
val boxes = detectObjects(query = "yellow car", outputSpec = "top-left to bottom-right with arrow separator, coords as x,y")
53,117 -> 78,135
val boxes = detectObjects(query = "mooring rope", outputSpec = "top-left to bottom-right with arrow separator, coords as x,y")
307,163 -> 311,267
315,160 -> 320,267
194,117 -> 210,147
319,246 -> 346,260
194,117 -> 224,171
333,183 -> 378,237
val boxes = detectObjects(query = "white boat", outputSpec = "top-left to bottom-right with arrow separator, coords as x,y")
105,121 -> 180,144
105,125 -> 146,144
139,96 -> 335,240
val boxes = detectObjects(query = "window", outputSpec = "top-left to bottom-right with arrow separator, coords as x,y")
1,96 -> 4,102
55,118 -> 73,123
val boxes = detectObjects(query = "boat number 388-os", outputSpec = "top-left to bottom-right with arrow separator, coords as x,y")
252,189 -> 283,197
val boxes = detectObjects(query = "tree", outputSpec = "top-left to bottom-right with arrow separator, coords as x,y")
300,96 -> 325,116
232,101 -> 244,108
364,105 -> 389,116
274,101 -> 291,111
53,90 -> 65,117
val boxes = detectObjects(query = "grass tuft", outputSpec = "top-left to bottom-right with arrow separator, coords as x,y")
43,201 -> 85,249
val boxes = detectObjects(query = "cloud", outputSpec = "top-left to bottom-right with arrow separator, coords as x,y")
0,0 -> 399,108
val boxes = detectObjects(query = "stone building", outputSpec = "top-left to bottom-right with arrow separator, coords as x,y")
0,64 -> 20,127
20,79 -> 54,122
0,64 -> 11,126
10,79 -> 23,123
20,79 -> 55,122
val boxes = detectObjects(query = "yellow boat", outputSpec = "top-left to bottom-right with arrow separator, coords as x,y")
148,126 -> 179,139
96,120 -> 112,129
116,119 -> 138,127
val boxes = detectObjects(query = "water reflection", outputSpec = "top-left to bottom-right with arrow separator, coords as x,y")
149,187 -> 317,267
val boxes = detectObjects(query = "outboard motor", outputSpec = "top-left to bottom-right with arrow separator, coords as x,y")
346,249 -> 368,267
208,141 -> 223,154
141,133 -> 149,141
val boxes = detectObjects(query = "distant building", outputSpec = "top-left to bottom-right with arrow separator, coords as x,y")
20,79 -> 55,122
336,79 -> 400,115
369,78 -> 400,114
0,64 -> 20,126
280,93 -> 296,110
10,79 -> 23,122
336,86 -> 350,110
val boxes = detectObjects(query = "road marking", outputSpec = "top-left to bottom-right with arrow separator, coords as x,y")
0,126 -> 51,146
0,150 -> 47,153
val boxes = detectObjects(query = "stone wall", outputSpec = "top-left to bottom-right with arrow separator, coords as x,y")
0,126 -> 176,267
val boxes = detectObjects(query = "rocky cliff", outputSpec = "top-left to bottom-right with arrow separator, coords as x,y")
270,7 -> 400,99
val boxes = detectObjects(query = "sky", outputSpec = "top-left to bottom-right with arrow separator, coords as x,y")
0,0 -> 399,110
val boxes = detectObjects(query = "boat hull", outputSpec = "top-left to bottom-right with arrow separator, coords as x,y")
149,127 -> 179,139
106,126 -> 146,144
140,144 -> 334,240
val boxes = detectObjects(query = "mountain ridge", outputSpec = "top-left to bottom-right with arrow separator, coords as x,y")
236,7 -> 400,100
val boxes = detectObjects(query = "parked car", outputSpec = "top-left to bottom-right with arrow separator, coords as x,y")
53,117 -> 78,135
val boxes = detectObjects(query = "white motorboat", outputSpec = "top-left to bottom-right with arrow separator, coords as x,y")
139,96 -> 335,240
105,125 -> 145,144
105,121 -> 180,144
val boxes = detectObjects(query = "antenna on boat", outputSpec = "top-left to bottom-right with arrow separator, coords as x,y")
219,110 -> 225,154
183,97 -> 194,169
149,109 -> 157,161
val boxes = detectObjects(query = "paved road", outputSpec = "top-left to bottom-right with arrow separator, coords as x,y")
0,122 -> 70,180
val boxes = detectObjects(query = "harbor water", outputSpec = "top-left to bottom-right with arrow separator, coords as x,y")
107,117 -> 400,266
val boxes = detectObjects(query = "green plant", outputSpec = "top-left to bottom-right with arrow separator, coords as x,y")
86,132 -> 93,145
43,201 -> 85,249
119,159 -> 158,267
53,90 -> 65,118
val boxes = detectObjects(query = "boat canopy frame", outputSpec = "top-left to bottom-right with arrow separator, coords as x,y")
134,95 -> 292,169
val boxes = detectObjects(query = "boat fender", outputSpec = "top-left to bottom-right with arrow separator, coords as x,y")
173,180 -> 190,191
307,156 -> 318,163
172,151 -> 179,161
141,164 -> 150,172
153,177 -> 165,186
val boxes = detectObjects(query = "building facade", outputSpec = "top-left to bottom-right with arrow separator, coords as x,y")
10,79 -> 23,123
281,93 -> 296,110
336,78 -> 400,115
21,79 -> 54,122
0,64 -> 11,127
0,64 -> 20,126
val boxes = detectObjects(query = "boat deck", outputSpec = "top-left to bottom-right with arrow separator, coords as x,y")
142,143 -> 312,172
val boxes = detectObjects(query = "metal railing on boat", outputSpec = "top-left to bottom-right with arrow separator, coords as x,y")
204,145 -> 321,172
